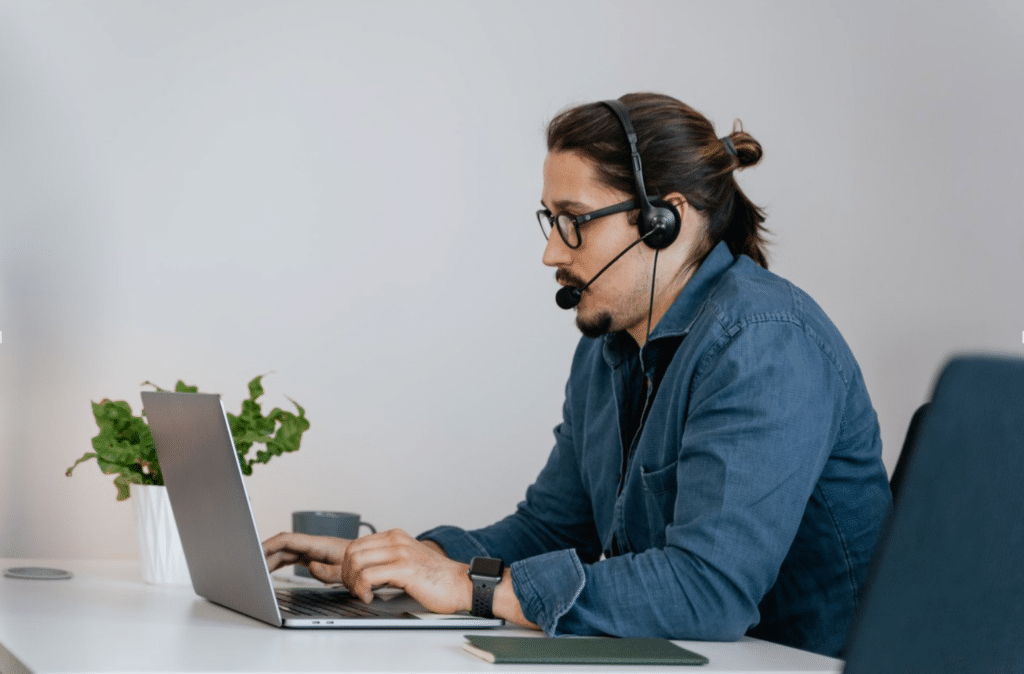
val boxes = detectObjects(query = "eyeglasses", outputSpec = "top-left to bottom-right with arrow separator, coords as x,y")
536,199 -> 637,249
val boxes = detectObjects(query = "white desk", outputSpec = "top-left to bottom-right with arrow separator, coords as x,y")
0,559 -> 842,674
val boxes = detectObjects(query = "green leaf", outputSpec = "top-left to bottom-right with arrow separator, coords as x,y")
112,472 -> 143,501
247,375 -> 265,402
71,397 -> 166,499
65,452 -> 98,477
233,430 -> 275,444
94,400 -> 134,426
230,375 -> 309,473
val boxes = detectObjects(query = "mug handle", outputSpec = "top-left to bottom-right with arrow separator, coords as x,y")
359,521 -> 377,535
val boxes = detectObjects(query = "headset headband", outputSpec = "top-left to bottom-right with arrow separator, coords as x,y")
599,99 -> 655,215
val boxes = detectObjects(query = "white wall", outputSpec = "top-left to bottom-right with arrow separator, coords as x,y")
1,0 -> 1022,559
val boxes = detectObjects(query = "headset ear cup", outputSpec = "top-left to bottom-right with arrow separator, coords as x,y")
640,198 -> 681,249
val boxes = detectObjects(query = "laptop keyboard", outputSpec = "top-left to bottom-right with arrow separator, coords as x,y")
275,589 -> 388,619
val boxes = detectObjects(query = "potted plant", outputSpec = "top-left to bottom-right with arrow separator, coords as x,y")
66,374 -> 310,585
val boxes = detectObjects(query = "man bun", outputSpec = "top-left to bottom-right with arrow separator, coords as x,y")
724,121 -> 763,171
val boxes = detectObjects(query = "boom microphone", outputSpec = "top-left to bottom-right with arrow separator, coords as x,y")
555,285 -> 583,310
554,233 -> 653,310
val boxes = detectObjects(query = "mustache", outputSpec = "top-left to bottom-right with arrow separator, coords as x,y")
556,269 -> 586,288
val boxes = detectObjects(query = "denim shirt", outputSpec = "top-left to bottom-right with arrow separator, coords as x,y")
421,241 -> 891,657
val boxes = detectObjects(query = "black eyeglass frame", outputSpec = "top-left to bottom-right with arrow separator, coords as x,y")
536,199 -> 638,249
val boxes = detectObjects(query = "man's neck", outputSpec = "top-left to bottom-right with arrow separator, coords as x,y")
626,268 -> 695,348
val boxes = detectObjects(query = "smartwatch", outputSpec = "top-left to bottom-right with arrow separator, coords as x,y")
467,556 -> 505,619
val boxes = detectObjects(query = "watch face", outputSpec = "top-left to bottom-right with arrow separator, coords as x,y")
470,557 -> 504,578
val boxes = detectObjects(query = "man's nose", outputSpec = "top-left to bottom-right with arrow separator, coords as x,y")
542,231 -> 572,268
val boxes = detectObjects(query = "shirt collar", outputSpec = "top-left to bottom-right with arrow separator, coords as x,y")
602,240 -> 736,369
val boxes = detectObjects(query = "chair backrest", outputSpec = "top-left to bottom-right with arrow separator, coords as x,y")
889,402 -> 930,507
843,355 -> 1024,674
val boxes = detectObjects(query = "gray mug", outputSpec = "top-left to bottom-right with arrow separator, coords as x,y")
291,511 -> 377,577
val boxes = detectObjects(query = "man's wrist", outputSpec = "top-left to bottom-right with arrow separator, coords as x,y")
461,564 -> 474,614
467,557 -> 505,618
492,567 -> 539,629
421,539 -> 447,556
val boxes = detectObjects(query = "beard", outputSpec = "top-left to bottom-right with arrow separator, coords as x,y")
556,268 -> 617,338
576,310 -> 614,338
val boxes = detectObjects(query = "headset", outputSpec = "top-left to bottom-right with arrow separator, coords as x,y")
554,99 -> 682,311
599,99 -> 681,250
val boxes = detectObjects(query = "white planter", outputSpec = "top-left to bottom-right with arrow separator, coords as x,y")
132,484 -> 191,586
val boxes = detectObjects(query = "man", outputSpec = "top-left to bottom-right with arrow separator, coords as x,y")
264,93 -> 892,657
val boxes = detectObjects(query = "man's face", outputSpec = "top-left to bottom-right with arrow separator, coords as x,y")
540,150 -> 659,339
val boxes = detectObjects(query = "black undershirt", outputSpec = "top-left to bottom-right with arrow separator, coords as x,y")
608,334 -> 684,557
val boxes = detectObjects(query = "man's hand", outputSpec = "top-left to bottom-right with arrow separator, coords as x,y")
262,531 -> 352,583
261,529 -> 470,613
262,529 -> 537,629
340,529 -> 473,614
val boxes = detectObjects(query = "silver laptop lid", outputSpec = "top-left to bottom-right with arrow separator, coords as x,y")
142,391 -> 283,626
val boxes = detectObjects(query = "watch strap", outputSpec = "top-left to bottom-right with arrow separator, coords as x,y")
468,557 -> 504,619
471,577 -> 499,619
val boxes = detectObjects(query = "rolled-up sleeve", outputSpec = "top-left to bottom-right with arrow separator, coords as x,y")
510,549 -> 586,635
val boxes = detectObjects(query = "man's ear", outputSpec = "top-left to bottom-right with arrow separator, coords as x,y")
663,192 -> 687,221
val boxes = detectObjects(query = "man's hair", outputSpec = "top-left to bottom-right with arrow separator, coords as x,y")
546,92 -> 770,269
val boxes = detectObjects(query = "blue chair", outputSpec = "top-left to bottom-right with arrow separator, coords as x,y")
889,402 -> 930,507
843,355 -> 1024,674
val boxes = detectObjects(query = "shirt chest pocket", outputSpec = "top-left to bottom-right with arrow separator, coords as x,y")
638,461 -> 679,544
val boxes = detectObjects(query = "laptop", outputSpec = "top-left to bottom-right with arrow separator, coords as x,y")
141,390 -> 503,629
841,355 -> 1024,672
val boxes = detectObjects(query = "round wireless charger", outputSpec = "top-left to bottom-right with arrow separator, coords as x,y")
3,567 -> 73,580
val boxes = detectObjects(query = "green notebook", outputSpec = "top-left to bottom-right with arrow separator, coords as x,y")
462,635 -> 709,666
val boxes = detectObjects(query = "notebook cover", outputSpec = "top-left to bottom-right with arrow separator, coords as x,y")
462,635 -> 709,666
